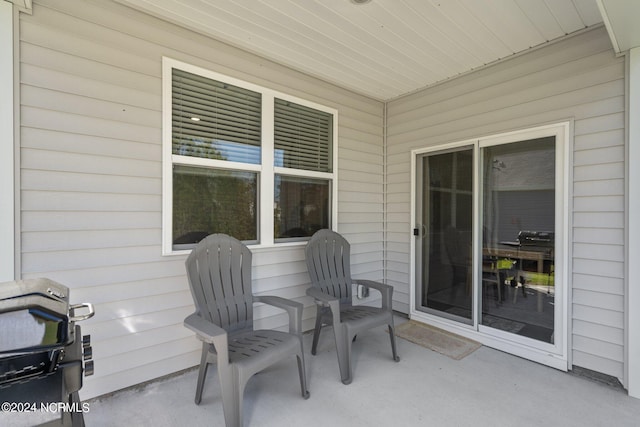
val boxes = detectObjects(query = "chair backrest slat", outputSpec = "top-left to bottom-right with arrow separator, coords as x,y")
306,229 -> 352,303
186,234 -> 254,333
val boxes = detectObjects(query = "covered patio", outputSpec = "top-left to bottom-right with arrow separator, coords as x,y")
79,317 -> 640,426
7,316 -> 638,426
2,1 -> 640,423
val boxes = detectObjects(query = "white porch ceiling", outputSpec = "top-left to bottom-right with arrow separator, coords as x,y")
117,0 -> 605,101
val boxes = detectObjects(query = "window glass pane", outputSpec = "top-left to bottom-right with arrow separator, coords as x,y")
274,175 -> 330,240
173,165 -> 258,248
274,98 -> 332,172
172,69 -> 261,164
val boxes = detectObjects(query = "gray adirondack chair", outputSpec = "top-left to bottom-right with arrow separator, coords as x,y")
305,229 -> 399,384
184,234 -> 310,427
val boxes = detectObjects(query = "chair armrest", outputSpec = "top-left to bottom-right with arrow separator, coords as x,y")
306,286 -> 341,325
353,279 -> 393,310
254,295 -> 303,335
184,313 -> 229,365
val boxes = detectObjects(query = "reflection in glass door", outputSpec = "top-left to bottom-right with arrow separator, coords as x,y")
416,147 -> 473,322
481,137 -> 556,344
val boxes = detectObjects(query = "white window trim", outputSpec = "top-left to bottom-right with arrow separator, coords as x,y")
1,2 -> 15,281
162,57 -> 338,255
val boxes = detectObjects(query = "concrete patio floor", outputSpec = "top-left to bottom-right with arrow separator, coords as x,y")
5,316 -> 640,426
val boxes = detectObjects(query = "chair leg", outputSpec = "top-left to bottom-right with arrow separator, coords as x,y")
219,366 -> 241,427
333,324 -> 354,385
311,310 -> 323,355
296,351 -> 310,399
388,324 -> 400,362
194,343 -> 210,404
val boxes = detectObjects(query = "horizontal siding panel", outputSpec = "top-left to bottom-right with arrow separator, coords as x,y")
339,202 -> 382,214
387,192 -> 410,204
573,259 -> 623,279
92,324 -> 192,360
252,247 -> 305,265
339,180 -> 382,194
573,304 -> 624,329
339,212 -> 383,224
22,84 -> 159,127
387,270 -> 409,283
573,212 -> 623,228
387,173 -> 410,186
572,335 -> 623,362
338,170 -> 383,185
386,260 -> 410,275
22,229 -> 160,252
21,148 -> 159,177
573,228 -> 624,245
72,277 -> 188,305
22,259 -> 187,288
573,195 -> 623,212
570,272 -> 623,294
387,222 -> 409,233
573,288 -> 624,312
339,137 -> 383,156
572,243 -> 623,262
20,16 -> 160,75
340,146 -> 383,165
387,69 -> 623,145
573,319 -> 623,346
253,279 -> 311,299
22,191 -> 159,212
252,262 -> 307,282
574,129 -> 624,151
90,291 -> 193,325
574,112 -> 624,136
86,305 -> 193,343
21,127 -> 159,161
338,191 -> 383,204
387,201 -> 410,213
389,48 -> 621,128
573,146 -> 624,166
22,170 -> 161,195
574,164 -> 624,182
22,246 -> 166,273
21,45 -> 160,104
22,211 -> 161,232
339,159 -> 383,175
22,106 -> 160,144
90,337 -> 199,379
387,212 -> 410,223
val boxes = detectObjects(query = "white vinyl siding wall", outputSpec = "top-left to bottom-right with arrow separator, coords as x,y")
19,0 -> 383,399
386,26 -> 626,380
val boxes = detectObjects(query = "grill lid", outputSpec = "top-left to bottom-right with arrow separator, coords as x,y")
0,278 -> 72,355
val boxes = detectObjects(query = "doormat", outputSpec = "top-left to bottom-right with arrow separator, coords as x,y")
394,320 -> 482,360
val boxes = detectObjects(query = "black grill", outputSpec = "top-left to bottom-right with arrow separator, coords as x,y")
0,278 -> 94,426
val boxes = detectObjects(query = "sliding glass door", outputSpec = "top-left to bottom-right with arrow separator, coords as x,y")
413,123 -> 566,360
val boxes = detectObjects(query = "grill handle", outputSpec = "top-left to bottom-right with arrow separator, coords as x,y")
69,303 -> 95,322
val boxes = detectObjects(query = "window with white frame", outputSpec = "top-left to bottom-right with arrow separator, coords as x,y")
163,58 -> 337,253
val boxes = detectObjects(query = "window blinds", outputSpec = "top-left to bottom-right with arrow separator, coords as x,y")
274,98 -> 332,173
172,69 -> 262,164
